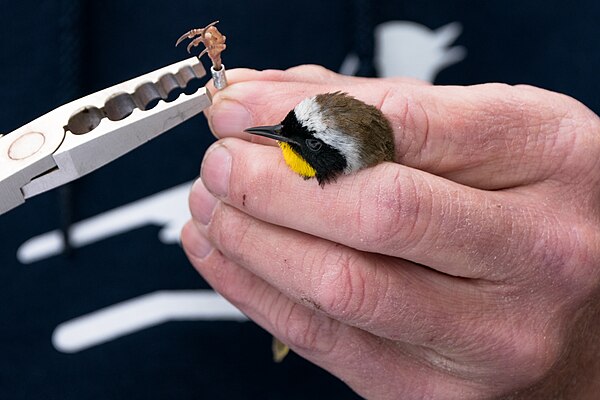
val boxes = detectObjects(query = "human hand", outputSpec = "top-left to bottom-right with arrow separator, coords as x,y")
181,66 -> 600,399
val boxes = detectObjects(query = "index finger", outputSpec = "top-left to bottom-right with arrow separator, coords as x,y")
206,67 -> 579,189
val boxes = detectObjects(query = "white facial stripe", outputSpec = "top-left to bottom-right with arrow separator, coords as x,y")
294,96 -> 326,132
294,97 -> 363,173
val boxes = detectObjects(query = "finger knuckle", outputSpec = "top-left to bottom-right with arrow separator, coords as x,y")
310,246 -> 373,320
578,225 -> 600,290
256,68 -> 289,81
512,87 -> 600,179
356,167 -> 428,252
208,205 -> 254,259
468,319 -> 562,385
286,64 -> 334,78
553,221 -> 600,297
523,215 -> 598,296
278,303 -> 338,354
381,89 -> 431,166
530,221 -> 573,275
559,105 -> 600,177
213,261 -> 260,307
509,326 -> 563,384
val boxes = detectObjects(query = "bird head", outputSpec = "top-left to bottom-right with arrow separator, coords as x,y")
244,93 -> 379,185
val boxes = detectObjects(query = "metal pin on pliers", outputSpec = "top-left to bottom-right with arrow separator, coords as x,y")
0,57 -> 212,215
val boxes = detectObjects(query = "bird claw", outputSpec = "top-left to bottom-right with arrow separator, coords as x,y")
175,29 -> 201,49
175,20 -> 220,53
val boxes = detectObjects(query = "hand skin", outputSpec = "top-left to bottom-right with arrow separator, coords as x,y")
181,65 -> 600,399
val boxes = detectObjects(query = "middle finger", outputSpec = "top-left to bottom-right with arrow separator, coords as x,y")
199,139 -> 544,280
190,180 -> 497,350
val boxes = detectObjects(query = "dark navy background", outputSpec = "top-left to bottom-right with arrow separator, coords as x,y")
0,1 -> 598,398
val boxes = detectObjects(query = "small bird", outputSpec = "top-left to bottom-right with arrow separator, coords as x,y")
244,92 -> 395,186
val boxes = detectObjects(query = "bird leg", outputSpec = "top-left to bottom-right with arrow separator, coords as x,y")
176,20 -> 226,70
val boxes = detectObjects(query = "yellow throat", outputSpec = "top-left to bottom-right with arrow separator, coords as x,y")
278,142 -> 316,178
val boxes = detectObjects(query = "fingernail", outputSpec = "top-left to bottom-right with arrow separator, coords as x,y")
190,179 -> 218,225
187,224 -> 213,260
201,144 -> 231,198
209,100 -> 252,136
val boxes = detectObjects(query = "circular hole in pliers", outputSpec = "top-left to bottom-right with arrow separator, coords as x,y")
183,77 -> 202,95
134,82 -> 162,111
66,106 -> 104,135
159,73 -> 183,102
177,65 -> 204,94
104,92 -> 136,121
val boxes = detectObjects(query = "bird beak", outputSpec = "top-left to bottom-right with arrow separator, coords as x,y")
244,125 -> 299,145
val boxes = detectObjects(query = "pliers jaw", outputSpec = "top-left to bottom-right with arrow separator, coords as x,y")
0,57 -> 212,216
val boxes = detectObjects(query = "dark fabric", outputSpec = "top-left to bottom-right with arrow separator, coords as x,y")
0,1 -> 598,398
